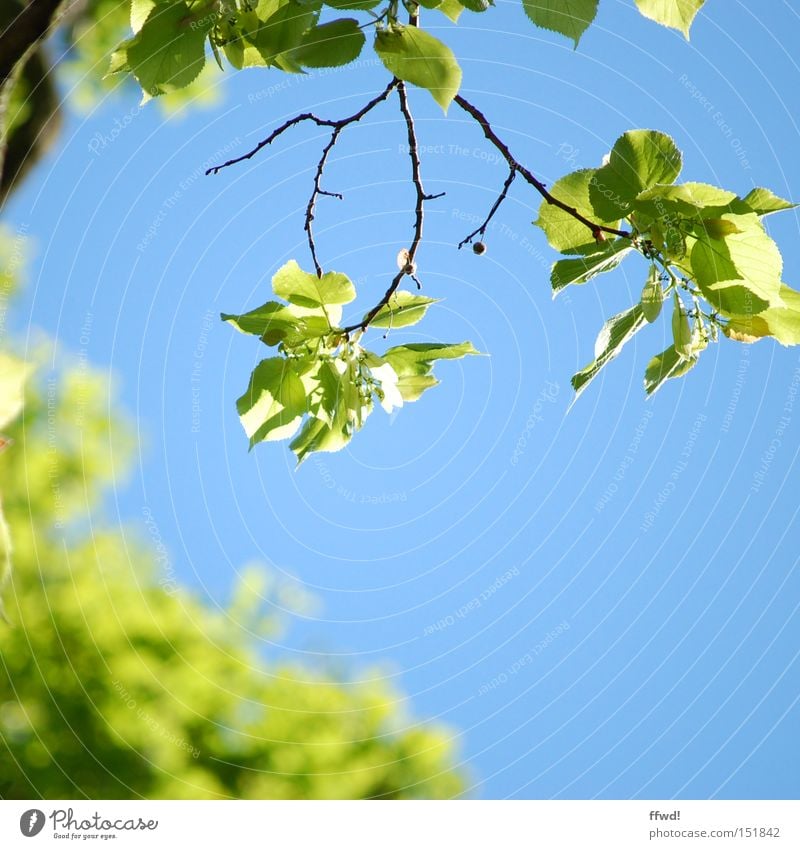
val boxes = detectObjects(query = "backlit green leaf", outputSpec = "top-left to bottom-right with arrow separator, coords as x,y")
272,260 -> 356,309
589,130 -> 682,220
293,18 -> 365,68
741,187 -> 797,217
644,345 -> 698,395
237,357 -> 308,447
127,2 -> 213,97
724,283 -> 800,346
374,25 -> 462,112
550,239 -> 632,294
522,0 -> 599,47
634,0 -> 706,38
370,291 -> 440,328
536,169 -> 620,255
688,212 -> 782,316
571,305 -> 647,398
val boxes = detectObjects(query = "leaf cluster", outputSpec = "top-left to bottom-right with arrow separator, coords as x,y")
223,259 -> 479,459
535,130 -> 798,396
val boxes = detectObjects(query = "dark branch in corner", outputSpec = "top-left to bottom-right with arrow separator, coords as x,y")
458,168 -> 516,249
453,95 -> 632,243
343,80 -> 444,335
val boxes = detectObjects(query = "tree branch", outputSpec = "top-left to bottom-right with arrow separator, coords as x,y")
343,79 -> 444,334
453,94 -> 631,242
206,79 -> 398,176
458,168 -> 516,249
304,127 -> 344,277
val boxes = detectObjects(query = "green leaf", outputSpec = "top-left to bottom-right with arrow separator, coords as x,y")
436,0 -> 465,20
272,260 -> 356,309
589,130 -> 682,220
324,0 -> 380,9
688,212 -> 783,316
394,373 -> 440,402
131,0 -> 157,33
293,18 -> 365,68
634,0 -> 706,38
571,305 -> 647,398
458,0 -> 493,11
535,169 -> 620,255
370,291 -> 440,328
521,0 -> 599,47
237,358 -> 308,447
640,269 -> 664,322
290,413 -> 350,462
741,187 -> 797,217
724,283 -> 800,346
127,2 -> 213,98
250,1 -> 319,72
374,25 -> 462,112
222,301 -> 300,343
671,295 -> 693,358
644,345 -> 698,396
550,239 -> 632,295
633,181 -> 737,219
382,341 -> 481,375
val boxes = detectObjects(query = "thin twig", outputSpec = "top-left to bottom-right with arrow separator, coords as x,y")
305,127 -> 344,277
454,94 -> 631,242
458,168 -> 516,249
343,79 -> 443,334
205,79 -> 398,176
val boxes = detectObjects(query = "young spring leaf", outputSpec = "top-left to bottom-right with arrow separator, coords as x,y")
634,0 -> 706,39
382,341 -> 479,401
324,0 -> 381,8
688,212 -> 782,316
640,267 -> 664,322
370,291 -> 440,328
249,1 -> 319,73
724,283 -> 800,346
671,294 -> 693,358
644,345 -> 698,395
589,130 -> 683,220
237,357 -> 308,447
571,305 -> 647,398
127,2 -> 214,97
550,239 -> 632,295
535,169 -> 619,255
293,19 -> 365,68
131,0 -> 156,33
374,25 -> 462,112
221,301 -> 302,345
436,0 -> 466,21
633,182 -> 737,219
741,187 -> 798,217
272,260 -> 356,309
458,0 -> 493,11
522,0 -> 599,47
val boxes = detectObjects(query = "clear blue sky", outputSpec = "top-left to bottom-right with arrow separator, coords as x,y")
7,0 -> 800,799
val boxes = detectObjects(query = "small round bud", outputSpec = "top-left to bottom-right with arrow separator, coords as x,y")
472,241 -> 487,256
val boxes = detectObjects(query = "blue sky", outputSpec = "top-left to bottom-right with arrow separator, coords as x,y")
7,0 -> 800,798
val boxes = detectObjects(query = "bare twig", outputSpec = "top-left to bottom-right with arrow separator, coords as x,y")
458,168 -> 516,249
305,127 -> 344,277
343,80 -> 444,334
206,78 -> 398,176
454,94 -> 631,242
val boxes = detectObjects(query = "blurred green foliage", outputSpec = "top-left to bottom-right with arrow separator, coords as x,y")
0,230 -> 465,799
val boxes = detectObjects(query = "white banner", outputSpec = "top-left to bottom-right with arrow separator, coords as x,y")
2,800 -> 798,848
